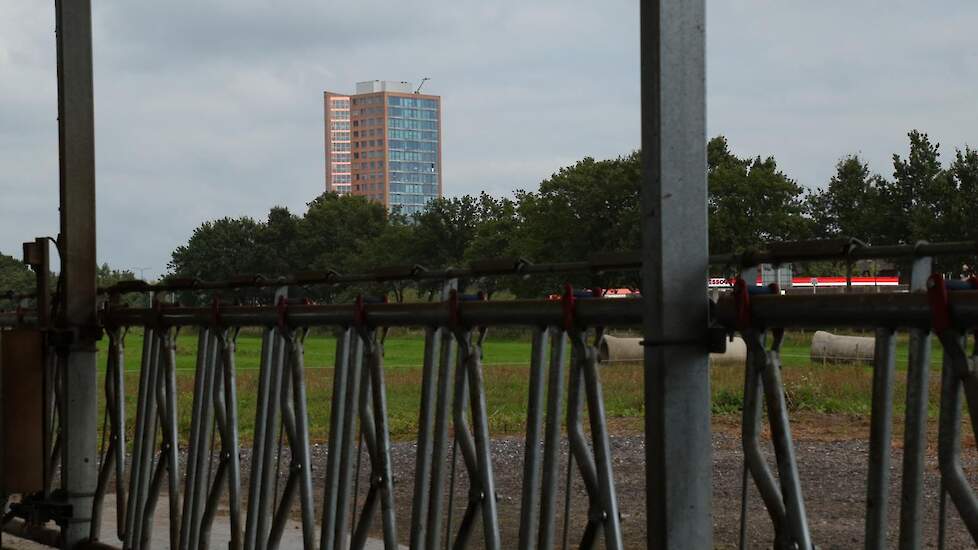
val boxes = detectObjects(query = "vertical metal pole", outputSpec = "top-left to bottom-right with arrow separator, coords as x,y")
333,335 -> 364,550
423,328 -> 456,550
244,328 -> 274,550
517,328 -> 549,550
641,0 -> 711,547
537,328 -> 567,550
898,254 -> 932,550
409,327 -> 441,549
321,328 -> 352,550
55,0 -> 98,546
865,328 -> 896,550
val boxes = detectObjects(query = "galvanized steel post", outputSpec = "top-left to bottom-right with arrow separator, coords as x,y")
54,0 -> 99,546
641,0 -> 712,547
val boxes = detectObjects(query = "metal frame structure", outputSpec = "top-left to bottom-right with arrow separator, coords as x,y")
5,0 -> 978,549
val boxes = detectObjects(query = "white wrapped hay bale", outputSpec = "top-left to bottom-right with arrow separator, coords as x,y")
810,330 -> 874,364
598,335 -> 746,364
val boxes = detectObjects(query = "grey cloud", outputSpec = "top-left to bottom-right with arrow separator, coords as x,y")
1,1 -> 976,276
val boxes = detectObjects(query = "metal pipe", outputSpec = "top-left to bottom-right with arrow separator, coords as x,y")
899,256 -> 932,550
865,328 -> 896,550
936,331 -> 978,542
101,298 -> 644,330
517,328 -> 549,550
741,331 -> 787,542
364,331 -> 399,549
244,328 -> 275,550
460,330 -> 502,550
578,335 -> 624,550
537,328 -> 567,550
410,327 -> 441,550
126,328 -> 160,549
332,335 -> 365,550
181,329 -> 212,550
423,328 -> 456,550
287,333 -> 317,550
761,331 -> 812,549
321,328 -> 352,550
222,331 -> 244,550
256,329 -> 286,547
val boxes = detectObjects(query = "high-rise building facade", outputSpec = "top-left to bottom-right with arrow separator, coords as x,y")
324,81 -> 442,215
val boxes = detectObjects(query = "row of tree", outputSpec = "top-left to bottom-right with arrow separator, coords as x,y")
4,131 -> 974,302
164,131 -> 978,300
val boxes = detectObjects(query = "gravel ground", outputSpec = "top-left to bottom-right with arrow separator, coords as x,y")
249,422 -> 977,549
6,419 -> 977,549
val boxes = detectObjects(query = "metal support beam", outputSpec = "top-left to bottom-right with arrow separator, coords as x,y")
55,0 -> 98,547
641,0 -> 712,548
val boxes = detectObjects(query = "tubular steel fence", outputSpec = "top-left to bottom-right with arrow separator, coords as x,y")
5,240 -> 978,549
5,1 -> 978,548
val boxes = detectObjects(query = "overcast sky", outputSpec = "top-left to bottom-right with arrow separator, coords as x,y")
1,1 -> 976,277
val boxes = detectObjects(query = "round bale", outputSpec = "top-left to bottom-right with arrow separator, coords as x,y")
598,334 -> 746,364
810,330 -> 875,364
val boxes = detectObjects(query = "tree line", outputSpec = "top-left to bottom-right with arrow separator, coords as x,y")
4,131 -> 975,302
165,131 -> 978,300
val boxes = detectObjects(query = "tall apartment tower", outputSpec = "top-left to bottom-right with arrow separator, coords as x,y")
324,80 -> 442,215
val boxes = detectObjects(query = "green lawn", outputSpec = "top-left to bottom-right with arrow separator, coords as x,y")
96,329 -> 949,443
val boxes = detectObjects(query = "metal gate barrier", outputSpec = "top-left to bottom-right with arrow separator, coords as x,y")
7,240 -> 978,548
3,265 -> 640,550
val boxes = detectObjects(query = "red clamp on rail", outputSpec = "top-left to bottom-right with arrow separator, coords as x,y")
353,294 -> 367,329
151,296 -> 166,329
561,283 -> 576,331
211,296 -> 223,328
926,273 -> 978,334
276,295 -> 290,332
447,289 -> 460,329
928,273 -> 952,334
733,277 -> 751,331
733,278 -> 778,331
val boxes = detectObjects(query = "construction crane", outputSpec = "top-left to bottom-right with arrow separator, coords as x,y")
415,77 -> 431,94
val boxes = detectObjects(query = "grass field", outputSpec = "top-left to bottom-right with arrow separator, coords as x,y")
96,329 -> 950,442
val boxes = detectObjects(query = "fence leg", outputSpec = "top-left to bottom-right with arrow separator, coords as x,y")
865,328 -> 896,550
410,327 -> 442,550
461,329 -> 501,550
936,330 -> 978,542
517,328 -> 549,550
898,254 -> 932,550
182,329 -> 215,550
578,333 -> 624,550
424,329 -> 457,550
741,330 -> 787,546
91,327 -> 126,542
244,328 -> 276,550
537,328 -> 567,550
333,335 -> 365,550
321,328 -> 353,550
761,330 -> 812,549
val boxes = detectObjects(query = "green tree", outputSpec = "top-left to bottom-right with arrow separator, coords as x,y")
297,193 -> 388,274
168,217 -> 263,280
808,155 -> 887,242
708,137 -> 810,254
510,153 -> 642,296
464,193 -> 521,298
0,253 -> 34,298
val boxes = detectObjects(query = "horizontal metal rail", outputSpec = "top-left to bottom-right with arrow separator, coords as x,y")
714,290 -> 978,329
